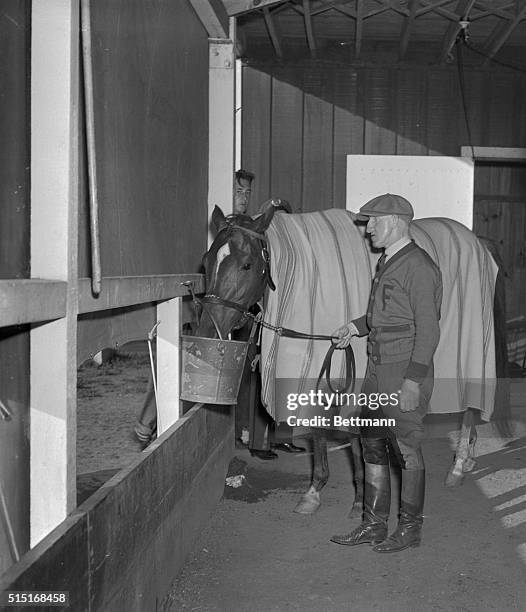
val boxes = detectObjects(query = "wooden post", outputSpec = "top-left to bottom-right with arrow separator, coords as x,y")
208,35 -> 235,244
156,298 -> 183,434
30,0 -> 79,545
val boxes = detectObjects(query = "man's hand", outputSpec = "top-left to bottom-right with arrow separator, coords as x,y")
332,323 -> 357,348
399,379 -> 420,412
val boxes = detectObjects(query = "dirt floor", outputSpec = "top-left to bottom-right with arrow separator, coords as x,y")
76,351 -> 151,504
77,360 -> 526,611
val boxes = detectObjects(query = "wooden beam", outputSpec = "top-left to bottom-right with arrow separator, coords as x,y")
460,146 -> 526,161
302,0 -> 317,58
188,0 -> 230,38
419,0 -> 462,21
224,0 -> 288,16
355,0 -> 364,58
438,0 -> 477,64
0,280 -> 67,326
399,0 -> 419,60
31,0 -> 79,546
311,0 -> 355,16
78,274 -> 205,314
263,6 -> 283,58
484,1 -> 526,61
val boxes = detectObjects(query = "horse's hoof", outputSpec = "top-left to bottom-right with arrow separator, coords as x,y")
463,457 -> 477,473
294,489 -> 321,514
347,501 -> 364,520
444,460 -> 465,487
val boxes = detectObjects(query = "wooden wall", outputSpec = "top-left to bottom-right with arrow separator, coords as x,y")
241,59 -> 526,320
241,60 -> 526,212
0,403 -> 234,611
78,0 -> 210,359
0,0 -> 31,574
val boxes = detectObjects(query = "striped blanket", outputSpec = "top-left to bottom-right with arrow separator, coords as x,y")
260,212 -> 498,423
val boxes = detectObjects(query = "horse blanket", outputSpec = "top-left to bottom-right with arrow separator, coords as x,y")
261,211 -> 498,423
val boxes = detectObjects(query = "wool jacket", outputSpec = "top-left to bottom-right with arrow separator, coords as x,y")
353,241 -> 443,383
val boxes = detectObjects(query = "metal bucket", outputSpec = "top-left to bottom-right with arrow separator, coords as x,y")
180,335 -> 249,404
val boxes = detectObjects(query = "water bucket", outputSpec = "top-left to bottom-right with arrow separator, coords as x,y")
180,335 -> 249,404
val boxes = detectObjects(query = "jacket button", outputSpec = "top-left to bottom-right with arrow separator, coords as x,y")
372,356 -> 378,362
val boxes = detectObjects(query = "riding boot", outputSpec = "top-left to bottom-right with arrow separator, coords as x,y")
331,462 -> 390,546
373,468 -> 425,553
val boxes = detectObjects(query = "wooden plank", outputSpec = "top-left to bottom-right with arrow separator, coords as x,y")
0,280 -> 67,326
333,68 -> 364,208
188,0 -> 229,37
484,2 -> 526,61
355,0 -> 364,58
303,78 -> 334,211
364,69 -> 396,155
241,66 -> 272,206
30,0 -> 79,545
426,70 -> 458,156
209,38 -> 235,244
78,273 -> 205,314
395,68 -> 427,155
460,146 -> 526,161
224,0 -> 287,15
302,0 -> 317,58
270,72 -> 303,208
263,6 -> 283,58
399,0 -> 418,60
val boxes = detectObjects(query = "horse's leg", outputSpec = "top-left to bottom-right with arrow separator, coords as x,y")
348,434 -> 364,519
134,375 -> 157,445
293,428 -> 329,514
445,408 -> 477,487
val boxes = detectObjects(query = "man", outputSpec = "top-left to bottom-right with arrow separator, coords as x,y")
232,169 -> 305,459
330,193 -> 442,553
233,169 -> 254,215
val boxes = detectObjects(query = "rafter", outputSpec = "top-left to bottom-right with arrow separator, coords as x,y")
483,0 -> 526,61
188,0 -> 229,37
419,0 -> 464,21
399,0 -> 419,60
224,0 -> 288,16
311,0 -> 355,16
355,0 -> 364,58
302,0 -> 317,58
437,0 -> 477,64
263,5 -> 283,58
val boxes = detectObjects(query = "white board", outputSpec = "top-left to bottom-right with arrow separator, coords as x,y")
346,155 -> 474,228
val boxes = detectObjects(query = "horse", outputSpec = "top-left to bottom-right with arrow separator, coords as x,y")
135,204 -> 279,443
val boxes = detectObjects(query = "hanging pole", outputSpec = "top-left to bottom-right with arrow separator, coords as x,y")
80,0 -> 102,296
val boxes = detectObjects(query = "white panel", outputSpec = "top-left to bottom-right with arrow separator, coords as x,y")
156,298 -> 182,434
346,155 -> 474,228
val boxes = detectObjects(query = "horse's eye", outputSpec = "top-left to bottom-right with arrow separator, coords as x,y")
242,263 -> 252,270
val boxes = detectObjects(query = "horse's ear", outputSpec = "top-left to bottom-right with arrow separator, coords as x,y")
253,204 -> 276,233
211,205 -> 227,234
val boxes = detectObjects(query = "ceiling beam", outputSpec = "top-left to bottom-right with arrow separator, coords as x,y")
483,0 -> 526,61
399,0 -> 419,60
188,0 -> 229,38
263,6 -> 283,58
302,0 -> 317,58
355,0 -> 364,58
224,0 -> 289,16
419,0 -> 463,21
437,0 -> 477,64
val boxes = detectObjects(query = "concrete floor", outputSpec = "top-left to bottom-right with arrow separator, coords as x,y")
167,398 -> 526,612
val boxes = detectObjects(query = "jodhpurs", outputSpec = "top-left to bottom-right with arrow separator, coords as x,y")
360,359 -> 433,470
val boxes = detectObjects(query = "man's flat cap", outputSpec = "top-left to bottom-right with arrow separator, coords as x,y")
356,193 -> 414,221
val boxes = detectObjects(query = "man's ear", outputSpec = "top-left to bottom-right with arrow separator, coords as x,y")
211,205 -> 227,234
253,205 -> 276,233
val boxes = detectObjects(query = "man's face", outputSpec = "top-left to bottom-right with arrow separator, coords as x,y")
366,215 -> 397,249
233,177 -> 252,214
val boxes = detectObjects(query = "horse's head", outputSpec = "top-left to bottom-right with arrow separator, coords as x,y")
196,205 -> 277,339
